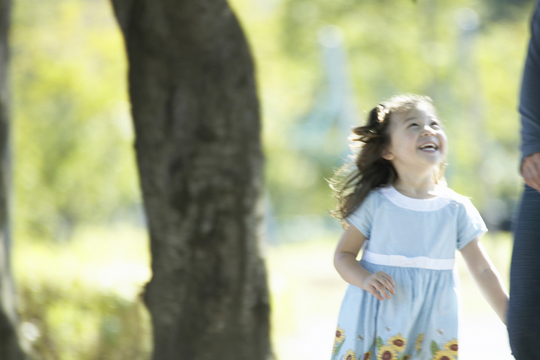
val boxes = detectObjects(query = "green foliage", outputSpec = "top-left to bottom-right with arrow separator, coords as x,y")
9,0 -> 530,244
229,0 -> 532,235
11,0 -> 140,241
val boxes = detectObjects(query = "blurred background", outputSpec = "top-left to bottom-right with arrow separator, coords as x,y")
9,0 -> 533,358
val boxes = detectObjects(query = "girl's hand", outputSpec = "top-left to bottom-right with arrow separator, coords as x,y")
333,226 -> 396,300
363,271 -> 395,301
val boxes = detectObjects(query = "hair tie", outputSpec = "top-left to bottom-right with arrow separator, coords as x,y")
376,104 -> 389,123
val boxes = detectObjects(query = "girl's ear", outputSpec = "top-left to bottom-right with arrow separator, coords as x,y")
381,147 -> 394,161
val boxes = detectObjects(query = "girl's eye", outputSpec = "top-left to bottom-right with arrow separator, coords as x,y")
431,122 -> 440,128
408,123 -> 418,128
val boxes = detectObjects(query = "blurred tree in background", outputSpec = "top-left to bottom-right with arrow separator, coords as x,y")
0,0 -> 26,357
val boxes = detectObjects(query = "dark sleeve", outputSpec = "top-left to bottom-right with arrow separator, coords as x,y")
520,1 -> 540,164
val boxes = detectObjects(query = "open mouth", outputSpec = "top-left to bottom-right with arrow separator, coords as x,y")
418,142 -> 439,152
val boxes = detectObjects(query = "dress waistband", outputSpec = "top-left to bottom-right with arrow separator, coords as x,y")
361,249 -> 455,270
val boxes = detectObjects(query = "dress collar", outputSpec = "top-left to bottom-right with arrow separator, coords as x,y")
380,185 -> 450,211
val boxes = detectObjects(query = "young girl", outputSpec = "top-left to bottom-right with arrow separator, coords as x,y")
328,94 -> 509,360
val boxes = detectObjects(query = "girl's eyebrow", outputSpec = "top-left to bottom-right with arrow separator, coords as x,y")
404,116 -> 439,123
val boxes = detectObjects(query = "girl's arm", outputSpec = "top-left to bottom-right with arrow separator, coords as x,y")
460,238 -> 509,324
334,224 -> 395,301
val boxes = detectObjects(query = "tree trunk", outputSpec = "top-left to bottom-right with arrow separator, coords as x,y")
109,1 -> 271,359
0,0 -> 26,359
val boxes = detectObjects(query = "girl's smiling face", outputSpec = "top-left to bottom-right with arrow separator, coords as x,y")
382,103 -> 447,172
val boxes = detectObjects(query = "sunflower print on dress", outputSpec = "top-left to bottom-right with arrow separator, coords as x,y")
443,339 -> 458,356
334,327 -> 345,344
431,349 -> 456,360
362,351 -> 372,360
344,349 -> 357,360
376,345 -> 397,360
332,326 -> 346,355
415,333 -> 424,352
387,334 -> 407,353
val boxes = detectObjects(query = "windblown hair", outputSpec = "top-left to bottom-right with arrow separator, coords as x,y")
328,94 -> 446,229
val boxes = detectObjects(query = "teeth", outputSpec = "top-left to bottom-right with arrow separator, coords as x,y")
420,143 -> 437,150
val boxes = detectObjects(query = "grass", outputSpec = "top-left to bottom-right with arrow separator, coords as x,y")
13,225 -> 152,360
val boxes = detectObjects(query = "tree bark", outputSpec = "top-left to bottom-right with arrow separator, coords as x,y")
0,0 -> 26,359
110,1 -> 271,359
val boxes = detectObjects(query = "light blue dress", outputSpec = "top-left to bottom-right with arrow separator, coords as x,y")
331,185 -> 487,360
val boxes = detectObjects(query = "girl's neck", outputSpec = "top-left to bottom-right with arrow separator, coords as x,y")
392,176 -> 439,199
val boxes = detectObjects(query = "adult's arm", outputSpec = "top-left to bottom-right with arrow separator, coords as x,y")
520,2 -> 540,191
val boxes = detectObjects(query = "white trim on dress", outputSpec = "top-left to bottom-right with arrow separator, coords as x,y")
380,185 -> 451,212
362,249 -> 455,270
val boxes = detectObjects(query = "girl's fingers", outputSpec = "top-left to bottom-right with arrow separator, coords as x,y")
366,272 -> 396,300
376,277 -> 393,293
371,283 -> 386,300
387,275 -> 396,288
380,274 -> 395,290
377,273 -> 395,294
374,281 -> 391,299
369,287 -> 383,301
379,272 -> 395,286
372,282 -> 385,297
381,279 -> 395,294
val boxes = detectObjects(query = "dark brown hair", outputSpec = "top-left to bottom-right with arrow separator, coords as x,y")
328,94 -> 446,228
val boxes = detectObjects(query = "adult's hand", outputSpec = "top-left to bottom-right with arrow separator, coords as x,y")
521,152 -> 540,192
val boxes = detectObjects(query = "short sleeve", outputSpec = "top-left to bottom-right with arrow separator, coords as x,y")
456,197 -> 488,250
345,191 -> 376,238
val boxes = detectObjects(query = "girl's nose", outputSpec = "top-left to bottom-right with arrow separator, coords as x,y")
421,125 -> 436,136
